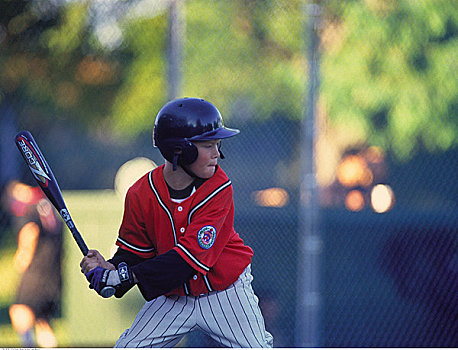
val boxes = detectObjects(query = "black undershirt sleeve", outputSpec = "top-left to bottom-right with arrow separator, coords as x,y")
132,250 -> 196,301
108,247 -> 147,267
108,247 -> 196,301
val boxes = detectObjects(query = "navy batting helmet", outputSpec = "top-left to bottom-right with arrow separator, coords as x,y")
153,97 -> 239,170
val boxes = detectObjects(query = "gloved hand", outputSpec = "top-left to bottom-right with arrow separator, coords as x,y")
85,262 -> 135,298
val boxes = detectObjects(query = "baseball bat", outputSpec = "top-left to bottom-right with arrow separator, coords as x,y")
14,131 -> 116,298
15,130 -> 90,255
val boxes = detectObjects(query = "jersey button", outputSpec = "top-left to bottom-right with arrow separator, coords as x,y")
180,227 -> 185,233
177,206 -> 183,212
193,275 -> 198,280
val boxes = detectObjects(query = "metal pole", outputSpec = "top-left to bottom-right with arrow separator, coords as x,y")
167,0 -> 185,100
295,2 -> 322,347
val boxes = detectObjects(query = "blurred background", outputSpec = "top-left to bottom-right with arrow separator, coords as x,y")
0,0 -> 457,347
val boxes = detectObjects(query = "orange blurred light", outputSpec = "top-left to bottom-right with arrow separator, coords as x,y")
337,155 -> 373,187
345,189 -> 365,211
364,146 -> 385,164
253,187 -> 289,208
76,57 -> 115,85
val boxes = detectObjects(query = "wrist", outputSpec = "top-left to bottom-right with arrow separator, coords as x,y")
102,261 -> 116,270
85,262 -> 136,298
113,262 -> 136,298
117,262 -> 135,284
106,262 -> 135,286
107,269 -> 121,286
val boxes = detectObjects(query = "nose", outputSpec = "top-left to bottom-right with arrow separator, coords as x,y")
212,145 -> 220,158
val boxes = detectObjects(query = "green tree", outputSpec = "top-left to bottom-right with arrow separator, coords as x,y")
109,0 -> 305,135
320,0 -> 457,160
2,0 -> 456,161
0,1 -> 150,132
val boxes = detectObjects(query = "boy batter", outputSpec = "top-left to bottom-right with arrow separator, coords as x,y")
80,97 -> 273,347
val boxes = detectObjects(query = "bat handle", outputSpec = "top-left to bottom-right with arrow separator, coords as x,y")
71,227 -> 115,298
70,227 -> 89,256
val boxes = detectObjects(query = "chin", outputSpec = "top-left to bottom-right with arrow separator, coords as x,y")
201,167 -> 216,178
202,172 -> 215,179
189,164 -> 216,179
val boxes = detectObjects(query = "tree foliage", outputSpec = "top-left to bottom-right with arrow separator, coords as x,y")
0,0 -> 135,133
321,0 -> 457,159
0,0 -> 456,159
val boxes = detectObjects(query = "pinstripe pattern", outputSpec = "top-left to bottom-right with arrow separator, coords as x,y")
114,265 -> 273,348
203,275 -> 213,292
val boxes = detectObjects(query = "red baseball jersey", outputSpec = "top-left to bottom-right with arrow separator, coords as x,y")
115,164 -> 253,296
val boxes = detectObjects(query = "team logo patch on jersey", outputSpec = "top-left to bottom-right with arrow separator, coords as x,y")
197,225 -> 216,249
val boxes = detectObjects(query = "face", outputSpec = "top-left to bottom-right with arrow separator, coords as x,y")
188,140 -> 221,178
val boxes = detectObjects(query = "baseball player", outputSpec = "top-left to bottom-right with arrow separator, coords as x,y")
80,97 -> 274,347
2,180 -> 63,347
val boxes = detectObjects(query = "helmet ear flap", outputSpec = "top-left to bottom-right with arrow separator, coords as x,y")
179,141 -> 198,167
170,141 -> 198,171
157,138 -> 197,170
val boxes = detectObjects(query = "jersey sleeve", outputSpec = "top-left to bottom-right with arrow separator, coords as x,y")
116,185 -> 156,258
174,185 -> 235,274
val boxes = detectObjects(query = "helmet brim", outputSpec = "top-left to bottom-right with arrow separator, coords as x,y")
187,127 -> 240,141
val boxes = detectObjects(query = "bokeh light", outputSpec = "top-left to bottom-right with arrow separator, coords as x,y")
337,154 -> 373,188
253,187 -> 289,208
345,189 -> 365,211
371,184 -> 395,213
114,157 -> 157,200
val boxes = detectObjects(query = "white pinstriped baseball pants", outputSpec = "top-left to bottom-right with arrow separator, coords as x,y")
114,265 -> 273,348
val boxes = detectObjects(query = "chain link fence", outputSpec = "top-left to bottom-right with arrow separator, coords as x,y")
0,0 -> 457,347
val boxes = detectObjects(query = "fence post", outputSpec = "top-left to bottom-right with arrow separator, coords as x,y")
167,0 -> 185,100
295,2 -> 322,347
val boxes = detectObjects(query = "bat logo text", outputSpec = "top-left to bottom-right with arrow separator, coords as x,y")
60,209 -> 75,229
18,139 -> 51,184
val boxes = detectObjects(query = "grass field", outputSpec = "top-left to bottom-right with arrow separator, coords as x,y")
0,190 -> 145,347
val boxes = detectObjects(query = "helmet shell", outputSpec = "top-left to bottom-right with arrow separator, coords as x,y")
153,97 -> 239,167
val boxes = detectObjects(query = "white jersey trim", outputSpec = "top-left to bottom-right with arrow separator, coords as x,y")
116,237 -> 155,253
187,180 -> 232,225
148,171 -> 178,246
147,169 -> 232,293
176,243 -> 210,272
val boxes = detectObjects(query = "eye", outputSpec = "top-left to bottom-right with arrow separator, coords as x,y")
197,141 -> 220,149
